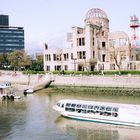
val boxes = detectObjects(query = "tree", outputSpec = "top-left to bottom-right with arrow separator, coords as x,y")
7,50 -> 32,71
28,54 -> 44,71
19,53 -> 32,69
111,46 -> 122,75
0,53 -> 8,66
35,54 -> 44,71
114,50 -> 122,75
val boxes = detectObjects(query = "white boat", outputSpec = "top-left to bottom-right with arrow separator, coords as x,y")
24,73 -> 54,94
53,99 -> 140,127
0,82 -> 20,100
24,88 -> 34,94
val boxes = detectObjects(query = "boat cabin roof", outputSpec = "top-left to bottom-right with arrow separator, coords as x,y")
0,82 -> 11,89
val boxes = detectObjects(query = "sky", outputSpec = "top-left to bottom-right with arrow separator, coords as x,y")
0,0 -> 140,54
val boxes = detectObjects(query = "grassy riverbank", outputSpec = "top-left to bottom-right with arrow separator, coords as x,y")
48,85 -> 140,97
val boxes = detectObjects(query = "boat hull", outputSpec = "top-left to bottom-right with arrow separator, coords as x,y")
61,113 -> 140,127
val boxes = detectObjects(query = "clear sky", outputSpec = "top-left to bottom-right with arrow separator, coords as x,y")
0,0 -> 140,53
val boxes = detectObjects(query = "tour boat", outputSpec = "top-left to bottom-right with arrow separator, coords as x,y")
53,99 -> 140,127
0,82 -> 21,100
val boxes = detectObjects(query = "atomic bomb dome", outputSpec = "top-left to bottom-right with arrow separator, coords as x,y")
85,8 -> 109,27
85,8 -> 108,20
44,7 -> 140,72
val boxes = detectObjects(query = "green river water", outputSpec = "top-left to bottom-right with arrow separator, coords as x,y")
0,86 -> 140,140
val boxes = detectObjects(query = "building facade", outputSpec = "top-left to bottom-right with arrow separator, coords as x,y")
44,8 -> 140,72
0,15 -> 24,53
0,15 -> 9,26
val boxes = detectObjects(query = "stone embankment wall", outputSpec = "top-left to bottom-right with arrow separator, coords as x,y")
0,70 -> 140,89
0,71 -> 44,86
52,75 -> 140,88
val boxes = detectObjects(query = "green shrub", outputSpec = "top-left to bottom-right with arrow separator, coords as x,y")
23,70 -> 44,74
52,70 -> 140,75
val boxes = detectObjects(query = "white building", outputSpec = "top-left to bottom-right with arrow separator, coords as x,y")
44,8 -> 140,72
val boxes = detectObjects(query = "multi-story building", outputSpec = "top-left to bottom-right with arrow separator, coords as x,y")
0,15 -> 24,53
44,8 -> 139,72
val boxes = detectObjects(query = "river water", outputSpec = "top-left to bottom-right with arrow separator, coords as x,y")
0,87 -> 140,140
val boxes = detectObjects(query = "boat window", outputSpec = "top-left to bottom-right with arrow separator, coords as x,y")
100,112 -> 104,115
112,107 -> 119,112
81,109 -> 86,113
82,105 -> 87,108
61,104 -> 64,108
76,109 -> 82,113
87,110 -> 93,113
100,106 -> 105,110
65,108 -> 68,111
96,111 -> 99,113
91,110 -> 96,114
71,104 -> 76,107
94,106 -> 100,110
71,108 -> 75,112
57,103 -> 60,107
76,104 -> 82,108
112,113 -> 118,117
88,105 -> 94,109
106,107 -> 112,111
65,108 -> 75,112
66,103 -> 71,107
104,112 -> 111,116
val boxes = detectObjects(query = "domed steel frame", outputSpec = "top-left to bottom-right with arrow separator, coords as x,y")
85,8 -> 108,20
